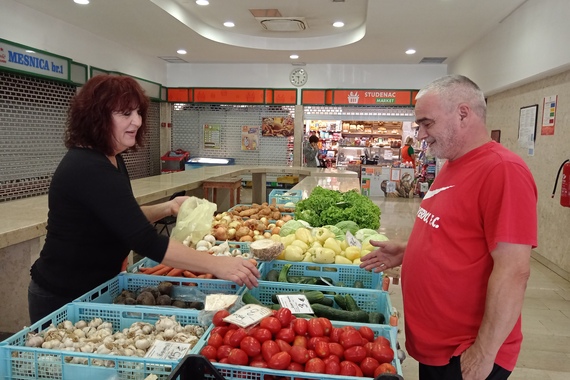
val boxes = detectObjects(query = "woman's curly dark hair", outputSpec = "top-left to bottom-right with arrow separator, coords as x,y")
65,75 -> 149,156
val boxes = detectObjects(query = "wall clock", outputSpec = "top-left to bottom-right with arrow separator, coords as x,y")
290,68 -> 308,87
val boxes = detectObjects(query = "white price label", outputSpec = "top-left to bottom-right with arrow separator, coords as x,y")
276,294 -> 314,314
345,231 -> 362,248
144,340 -> 192,360
223,304 -> 273,328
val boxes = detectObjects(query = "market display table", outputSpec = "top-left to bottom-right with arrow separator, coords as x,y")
202,176 -> 241,209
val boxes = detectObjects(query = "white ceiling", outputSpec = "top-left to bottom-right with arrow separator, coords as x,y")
13,0 -> 527,66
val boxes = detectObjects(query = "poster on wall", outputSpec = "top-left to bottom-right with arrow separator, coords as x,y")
203,124 -> 221,149
541,95 -> 557,135
518,105 -> 537,153
241,126 -> 259,151
261,116 -> 294,136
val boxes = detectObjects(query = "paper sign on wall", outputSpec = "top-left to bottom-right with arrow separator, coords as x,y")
541,95 -> 557,135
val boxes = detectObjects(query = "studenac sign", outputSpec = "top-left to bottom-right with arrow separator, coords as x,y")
0,39 -> 69,81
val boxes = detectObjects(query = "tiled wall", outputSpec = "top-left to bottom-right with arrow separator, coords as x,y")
0,71 -> 161,203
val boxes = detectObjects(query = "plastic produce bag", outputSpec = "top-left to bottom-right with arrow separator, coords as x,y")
171,196 -> 217,245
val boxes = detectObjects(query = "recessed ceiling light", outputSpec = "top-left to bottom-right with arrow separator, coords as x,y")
25,50 -> 35,54
406,49 -> 416,55
333,21 -> 344,28
290,54 -> 299,59
177,49 -> 187,55
223,21 -> 235,28
195,0 -> 209,5
74,0 -> 89,4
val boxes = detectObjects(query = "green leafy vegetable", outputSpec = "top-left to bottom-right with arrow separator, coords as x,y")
335,221 -> 360,235
355,228 -> 379,242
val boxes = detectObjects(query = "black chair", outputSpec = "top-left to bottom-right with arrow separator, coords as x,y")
154,190 -> 186,236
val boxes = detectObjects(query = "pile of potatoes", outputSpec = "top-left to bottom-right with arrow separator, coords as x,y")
113,281 -> 204,310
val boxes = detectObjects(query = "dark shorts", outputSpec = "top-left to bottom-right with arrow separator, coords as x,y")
28,279 -> 74,324
419,355 -> 511,380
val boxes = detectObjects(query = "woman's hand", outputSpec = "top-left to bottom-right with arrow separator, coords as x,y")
169,196 -> 189,216
211,256 -> 260,289
359,240 -> 407,272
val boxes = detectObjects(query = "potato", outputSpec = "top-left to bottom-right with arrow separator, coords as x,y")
157,281 -> 173,296
136,292 -> 156,306
139,287 -> 159,299
171,300 -> 186,308
156,294 -> 172,306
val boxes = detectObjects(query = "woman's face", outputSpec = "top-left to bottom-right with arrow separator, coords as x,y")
110,108 -> 142,155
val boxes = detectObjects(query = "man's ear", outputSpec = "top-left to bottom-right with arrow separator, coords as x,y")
458,103 -> 469,121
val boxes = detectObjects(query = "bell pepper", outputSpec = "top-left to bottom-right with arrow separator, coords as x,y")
313,247 -> 336,264
334,255 -> 353,264
291,240 -> 309,251
303,251 -> 314,262
283,245 -> 305,262
323,237 -> 342,255
352,258 -> 362,265
344,246 -> 361,261
359,249 -> 371,258
312,227 -> 335,244
281,234 -> 296,247
340,240 -> 349,251
295,228 -> 314,245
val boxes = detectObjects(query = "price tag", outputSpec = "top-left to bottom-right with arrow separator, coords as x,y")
276,294 -> 314,315
223,304 -> 273,328
144,340 -> 192,360
204,294 -> 239,311
345,231 -> 362,248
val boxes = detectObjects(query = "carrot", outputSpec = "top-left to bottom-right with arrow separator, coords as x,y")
248,259 -> 258,267
197,274 -> 207,279
183,270 -> 197,278
152,266 -> 174,276
389,313 -> 398,327
203,273 -> 214,279
143,264 -> 167,275
137,266 -> 150,273
166,268 -> 184,277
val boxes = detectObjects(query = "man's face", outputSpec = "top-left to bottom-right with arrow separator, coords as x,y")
414,93 -> 462,160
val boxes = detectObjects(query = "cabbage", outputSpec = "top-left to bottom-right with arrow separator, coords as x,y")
323,225 -> 345,241
363,234 -> 390,245
355,228 -> 379,242
335,221 -> 360,235
279,220 -> 310,236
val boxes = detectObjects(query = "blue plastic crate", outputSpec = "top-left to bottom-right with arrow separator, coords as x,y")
242,281 -> 392,325
261,260 -> 383,289
268,189 -> 303,206
208,320 -> 402,378
0,303 -> 210,380
75,273 -> 243,304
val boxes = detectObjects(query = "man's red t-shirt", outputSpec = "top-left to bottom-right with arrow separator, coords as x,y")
401,142 -> 537,371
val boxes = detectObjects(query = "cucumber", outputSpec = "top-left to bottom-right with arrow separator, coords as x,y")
314,296 -> 334,307
271,290 -> 324,304
335,281 -> 346,287
242,291 -> 264,305
368,312 -> 385,324
344,294 -> 362,312
265,269 -> 280,282
311,304 -> 369,323
334,294 -> 347,310
353,280 -> 364,288
278,264 -> 292,282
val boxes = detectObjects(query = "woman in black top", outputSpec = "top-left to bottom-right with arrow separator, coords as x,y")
28,75 -> 259,323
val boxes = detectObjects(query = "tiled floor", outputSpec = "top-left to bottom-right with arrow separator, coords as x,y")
371,196 -> 570,380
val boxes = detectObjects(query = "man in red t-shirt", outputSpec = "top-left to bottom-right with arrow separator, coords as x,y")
361,75 -> 537,380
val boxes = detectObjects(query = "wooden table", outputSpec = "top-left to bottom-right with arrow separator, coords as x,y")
202,176 -> 242,208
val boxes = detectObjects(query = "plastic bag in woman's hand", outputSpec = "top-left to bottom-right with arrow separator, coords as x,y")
171,196 -> 217,245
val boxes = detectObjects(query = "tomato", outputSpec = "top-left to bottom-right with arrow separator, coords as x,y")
251,328 -> 272,343
211,326 -> 229,338
289,345 -> 310,364
250,360 -> 269,368
317,318 -> 332,336
323,357 -> 340,375
358,326 -> 375,342
304,357 -> 326,373
360,357 -> 380,377
344,345 -> 367,364
339,329 -> 363,349
307,318 -> 324,337
292,335 -> 308,348
228,323 -> 239,330
240,336 -> 261,357
268,351 -> 291,370
287,361 -> 305,371
217,344 -> 232,360
212,309 -> 230,327
314,340 -> 330,358
341,325 -> 357,333
364,342 -> 375,357
374,362 -> 397,376
261,340 -> 280,362
339,361 -> 362,376
222,329 -> 235,346
275,339 -> 292,353
292,318 -> 308,336
229,328 -> 248,348
371,343 -> 394,364
260,317 -> 282,335
329,327 -> 343,343
275,328 -> 295,343
227,348 -> 249,365
275,308 -> 293,328
218,357 -> 229,364
207,333 -> 223,348
307,349 -> 317,359
328,342 -> 344,360
200,345 -> 217,361
374,336 -> 391,347
308,336 -> 327,350
250,354 -> 264,362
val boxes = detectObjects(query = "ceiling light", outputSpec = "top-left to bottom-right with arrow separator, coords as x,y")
73,0 -> 89,4
223,21 -> 235,28
195,0 -> 209,5
290,54 -> 299,59
333,21 -> 344,28
25,50 -> 35,53
406,49 -> 416,55
177,49 -> 187,55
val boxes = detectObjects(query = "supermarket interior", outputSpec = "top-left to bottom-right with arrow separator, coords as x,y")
1,0 -> 570,379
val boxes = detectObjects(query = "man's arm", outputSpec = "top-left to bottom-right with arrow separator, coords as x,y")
460,242 -> 531,379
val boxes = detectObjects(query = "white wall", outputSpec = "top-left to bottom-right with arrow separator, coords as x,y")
0,0 -> 167,85
450,0 -> 570,95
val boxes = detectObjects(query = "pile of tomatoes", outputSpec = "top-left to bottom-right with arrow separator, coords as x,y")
200,309 -> 397,378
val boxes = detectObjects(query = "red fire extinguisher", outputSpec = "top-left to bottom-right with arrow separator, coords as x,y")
551,159 -> 570,207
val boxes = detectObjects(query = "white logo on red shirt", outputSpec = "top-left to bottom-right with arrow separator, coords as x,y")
423,185 -> 455,200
